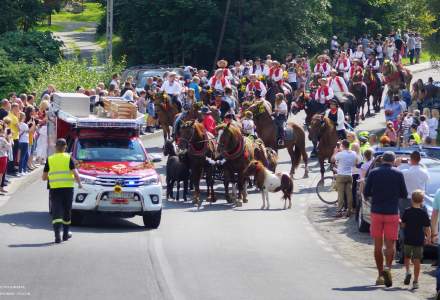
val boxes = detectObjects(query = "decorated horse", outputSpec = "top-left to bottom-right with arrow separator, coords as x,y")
178,121 -> 216,206
173,102 -> 203,139
294,92 -> 326,126
216,123 -> 255,206
153,91 -> 180,142
246,100 -> 309,178
382,60 -> 413,93
363,67 -> 384,113
308,114 -> 338,179
244,160 -> 293,210
349,74 -> 369,121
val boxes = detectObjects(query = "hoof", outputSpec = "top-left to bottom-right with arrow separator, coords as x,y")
192,199 -> 199,205
236,201 -> 243,207
288,204 -> 292,209
243,198 -> 248,203
265,206 -> 270,210
260,205 -> 265,210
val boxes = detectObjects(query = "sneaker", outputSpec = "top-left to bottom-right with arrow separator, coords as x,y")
412,281 -> 419,289
404,273 -> 411,285
375,276 -> 385,285
382,269 -> 393,287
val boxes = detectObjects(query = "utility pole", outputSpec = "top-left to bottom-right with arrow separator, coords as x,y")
106,0 -> 113,63
212,0 -> 231,72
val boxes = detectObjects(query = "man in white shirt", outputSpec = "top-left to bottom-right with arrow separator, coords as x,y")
251,58 -> 269,78
208,69 -> 231,92
315,77 -> 334,105
351,45 -> 366,62
246,74 -> 267,98
160,72 -> 183,110
332,139 -> 359,217
329,69 -> 348,100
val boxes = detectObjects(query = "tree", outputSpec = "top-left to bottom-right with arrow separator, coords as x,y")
43,0 -> 66,26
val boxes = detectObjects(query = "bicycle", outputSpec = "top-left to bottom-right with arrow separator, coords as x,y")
315,174 -> 338,205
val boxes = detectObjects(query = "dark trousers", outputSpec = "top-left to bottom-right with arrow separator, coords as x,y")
337,129 -> 347,140
18,142 -> 29,173
50,188 -> 74,225
275,115 -> 287,140
7,139 -> 19,174
409,49 -> 415,64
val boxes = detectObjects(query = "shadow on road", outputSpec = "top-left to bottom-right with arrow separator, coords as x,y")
9,242 -> 55,248
332,285 -> 406,292
0,211 -> 51,231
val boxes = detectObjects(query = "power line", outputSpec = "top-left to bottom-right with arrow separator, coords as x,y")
212,0 -> 232,72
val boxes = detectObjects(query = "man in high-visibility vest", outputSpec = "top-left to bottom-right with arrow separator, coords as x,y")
42,138 -> 82,243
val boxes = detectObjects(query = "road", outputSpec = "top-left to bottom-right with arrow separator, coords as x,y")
0,69 -> 437,300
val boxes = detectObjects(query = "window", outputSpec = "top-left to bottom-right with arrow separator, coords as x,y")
75,139 -> 146,162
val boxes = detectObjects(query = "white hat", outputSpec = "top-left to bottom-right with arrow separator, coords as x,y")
332,36 -> 337,40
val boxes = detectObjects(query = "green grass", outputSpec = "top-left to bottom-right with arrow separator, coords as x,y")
65,41 -> 81,57
73,26 -> 89,32
97,34 -> 121,49
34,23 -> 65,32
402,50 -> 434,65
52,2 -> 104,23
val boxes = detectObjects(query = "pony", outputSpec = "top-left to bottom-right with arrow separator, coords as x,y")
382,60 -> 413,93
244,160 -> 294,210
153,91 -> 180,142
178,121 -> 216,206
245,100 -> 309,178
363,67 -> 384,113
308,114 -> 338,179
163,139 -> 190,202
216,123 -> 254,206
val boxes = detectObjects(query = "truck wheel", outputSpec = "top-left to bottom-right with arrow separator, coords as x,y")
143,210 -> 162,229
71,211 -> 84,226
357,203 -> 370,233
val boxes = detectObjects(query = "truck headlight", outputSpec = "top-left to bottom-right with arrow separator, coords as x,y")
143,175 -> 159,186
79,174 -> 96,185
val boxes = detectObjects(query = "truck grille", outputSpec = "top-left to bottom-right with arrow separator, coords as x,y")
95,176 -> 144,187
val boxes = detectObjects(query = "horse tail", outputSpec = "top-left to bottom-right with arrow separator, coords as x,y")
290,123 -> 306,170
281,174 -> 293,201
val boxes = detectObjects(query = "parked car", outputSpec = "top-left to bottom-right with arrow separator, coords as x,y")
121,65 -> 184,92
356,148 -> 439,261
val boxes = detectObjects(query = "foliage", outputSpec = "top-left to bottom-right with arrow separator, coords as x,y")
52,2 -> 105,23
0,31 -> 63,65
35,23 -> 65,32
28,56 -> 126,96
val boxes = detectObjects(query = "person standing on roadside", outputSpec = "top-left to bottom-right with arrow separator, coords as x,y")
364,151 -> 408,287
42,139 -> 82,244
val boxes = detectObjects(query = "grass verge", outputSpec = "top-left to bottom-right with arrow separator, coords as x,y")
34,23 -> 64,32
73,26 -> 89,33
402,50 -> 435,65
52,2 -> 104,23
97,34 -> 122,49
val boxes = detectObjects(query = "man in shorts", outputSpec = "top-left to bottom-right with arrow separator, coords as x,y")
364,151 -> 408,287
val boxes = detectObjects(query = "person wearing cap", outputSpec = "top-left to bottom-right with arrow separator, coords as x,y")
199,106 -> 216,135
314,55 -> 331,77
335,52 -> 351,82
315,77 -> 334,106
246,74 -> 267,98
325,99 -> 346,139
241,110 -> 256,138
251,57 -> 269,78
208,69 -> 231,93
217,60 -> 234,81
329,69 -> 348,100
330,36 -> 339,57
358,131 -> 371,155
364,151 -> 408,287
274,93 -> 288,145
268,61 -> 284,85
364,52 -> 380,72
160,72 -> 183,111
223,112 -> 236,125
42,138 -> 82,243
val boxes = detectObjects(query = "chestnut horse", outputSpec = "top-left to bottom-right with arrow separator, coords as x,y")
382,60 -> 412,93
246,101 -> 309,178
308,114 -> 338,179
216,123 -> 254,206
253,139 -> 278,172
178,121 -> 216,206
154,91 -> 179,142
364,68 -> 384,113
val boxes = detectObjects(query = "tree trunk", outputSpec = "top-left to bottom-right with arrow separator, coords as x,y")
48,13 -> 52,26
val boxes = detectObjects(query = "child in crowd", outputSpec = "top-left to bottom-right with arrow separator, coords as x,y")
384,121 -> 397,146
428,109 -> 439,145
417,115 -> 429,142
402,112 -> 413,145
241,111 -> 256,138
401,190 -> 431,290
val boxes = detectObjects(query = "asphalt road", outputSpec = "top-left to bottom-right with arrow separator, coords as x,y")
0,69 -> 438,300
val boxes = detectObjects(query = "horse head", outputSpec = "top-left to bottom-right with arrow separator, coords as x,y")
308,114 -> 333,141
163,139 -> 177,156
216,122 -> 241,155
243,160 -> 264,177
247,100 -> 270,120
178,120 -> 196,149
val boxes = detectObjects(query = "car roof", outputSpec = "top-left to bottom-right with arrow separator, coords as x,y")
373,146 -> 426,156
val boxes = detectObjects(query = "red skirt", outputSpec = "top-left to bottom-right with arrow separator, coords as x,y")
0,156 -> 8,174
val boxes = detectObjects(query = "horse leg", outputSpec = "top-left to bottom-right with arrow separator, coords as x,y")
287,146 -> 295,176
265,190 -> 270,210
242,178 -> 248,203
236,175 -> 244,207
261,189 -> 266,209
288,194 -> 292,209
183,179 -> 188,202
366,96 -> 371,116
319,157 -> 325,180
224,170 -> 232,204
207,167 -> 216,203
192,172 -> 200,205
302,146 -> 309,178
176,181 -> 180,201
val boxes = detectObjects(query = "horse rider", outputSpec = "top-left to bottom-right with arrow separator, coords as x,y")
208,69 -> 231,94
246,73 -> 267,98
224,87 -> 238,114
269,60 -> 284,87
315,77 -> 334,111
350,44 -> 366,62
329,69 -> 349,101
217,59 -> 234,81
160,71 -> 183,112
314,54 -> 331,77
252,57 -> 269,78
274,93 -> 288,146
335,51 -> 351,82
349,59 -> 364,81
364,52 -> 380,73
325,99 -> 346,140
241,110 -> 257,139
173,88 -> 196,139
199,106 -> 216,135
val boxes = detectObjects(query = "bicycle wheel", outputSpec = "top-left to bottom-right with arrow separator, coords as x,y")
316,176 -> 338,205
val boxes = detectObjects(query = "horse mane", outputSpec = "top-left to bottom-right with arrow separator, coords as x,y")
216,123 -> 242,139
193,121 -> 205,139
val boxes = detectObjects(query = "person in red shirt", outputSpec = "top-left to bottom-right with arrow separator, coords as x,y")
200,106 -> 216,135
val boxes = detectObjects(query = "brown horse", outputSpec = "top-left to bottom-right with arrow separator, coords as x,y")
363,67 -> 384,113
216,123 -> 254,206
154,91 -> 179,142
382,60 -> 413,93
246,101 -> 309,178
253,139 -> 278,172
244,160 -> 293,210
178,120 -> 216,206
308,114 -> 338,179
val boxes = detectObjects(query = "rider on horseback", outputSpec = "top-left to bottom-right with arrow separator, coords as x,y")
173,88 -> 196,139
274,93 -> 288,146
315,77 -> 334,112
160,72 -> 183,112
329,69 -> 349,101
325,99 -> 346,140
246,73 -> 267,98
241,111 -> 257,139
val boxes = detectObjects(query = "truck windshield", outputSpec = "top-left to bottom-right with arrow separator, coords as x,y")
75,139 -> 146,162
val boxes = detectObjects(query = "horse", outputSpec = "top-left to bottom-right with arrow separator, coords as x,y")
266,80 -> 293,110
163,139 -> 190,202
178,121 -> 216,206
246,100 -> 309,178
364,67 -> 384,113
244,160 -> 293,210
337,93 -> 358,129
253,139 -> 278,172
382,60 -> 413,93
349,75 -> 369,121
294,92 -> 326,126
153,91 -> 180,142
216,123 -> 254,206
308,114 -> 338,179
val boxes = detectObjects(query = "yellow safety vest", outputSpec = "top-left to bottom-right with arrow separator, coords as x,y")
48,153 -> 74,189
410,132 -> 422,145
360,142 -> 371,155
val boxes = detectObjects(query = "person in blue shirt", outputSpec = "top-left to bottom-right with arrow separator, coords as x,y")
188,76 -> 201,102
384,93 -> 402,126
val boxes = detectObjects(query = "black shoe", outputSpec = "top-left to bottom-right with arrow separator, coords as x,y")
403,273 -> 411,285
62,225 -> 72,241
382,269 -> 392,287
53,223 -> 62,244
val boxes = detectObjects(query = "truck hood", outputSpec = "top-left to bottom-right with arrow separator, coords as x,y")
77,161 -> 157,177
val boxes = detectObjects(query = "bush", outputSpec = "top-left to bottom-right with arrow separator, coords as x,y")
28,56 -> 126,97
0,31 -> 63,64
